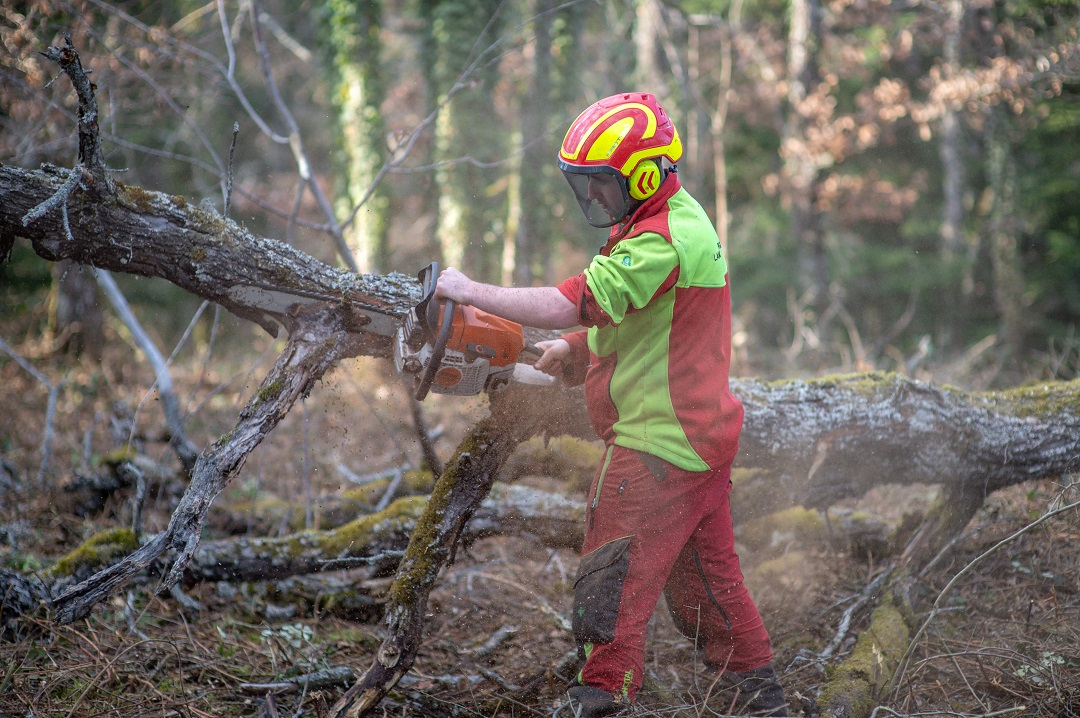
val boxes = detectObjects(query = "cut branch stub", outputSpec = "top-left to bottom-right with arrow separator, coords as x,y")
40,37 -> 114,196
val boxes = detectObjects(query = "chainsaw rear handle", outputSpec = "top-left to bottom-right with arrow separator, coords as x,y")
414,262 -> 456,401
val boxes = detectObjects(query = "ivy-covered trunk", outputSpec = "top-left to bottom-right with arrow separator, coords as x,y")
431,0 -> 506,282
323,0 -> 390,273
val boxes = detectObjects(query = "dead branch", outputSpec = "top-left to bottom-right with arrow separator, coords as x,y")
39,36 -> 114,195
50,302 -> 373,624
93,269 -> 199,473
329,384 -> 585,718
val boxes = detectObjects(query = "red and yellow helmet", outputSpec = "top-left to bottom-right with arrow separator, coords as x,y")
558,92 -> 683,227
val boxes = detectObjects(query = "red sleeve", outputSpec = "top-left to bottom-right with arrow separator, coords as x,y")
556,274 -> 612,328
558,329 -> 590,387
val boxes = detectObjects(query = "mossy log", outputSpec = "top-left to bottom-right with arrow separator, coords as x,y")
188,481 -> 583,584
0,482 -> 584,631
730,373 -> 1080,565
815,569 -> 917,718
328,384 -> 586,718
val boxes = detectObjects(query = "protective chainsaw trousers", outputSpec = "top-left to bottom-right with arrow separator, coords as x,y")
571,445 -> 774,702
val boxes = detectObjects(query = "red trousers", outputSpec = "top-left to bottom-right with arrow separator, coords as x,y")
572,446 -> 774,702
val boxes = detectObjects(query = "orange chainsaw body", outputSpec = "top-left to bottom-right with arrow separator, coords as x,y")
425,304 -> 525,393
394,263 -> 531,399
443,304 -> 526,368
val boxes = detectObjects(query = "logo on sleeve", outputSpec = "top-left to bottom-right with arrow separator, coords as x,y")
621,255 -> 632,267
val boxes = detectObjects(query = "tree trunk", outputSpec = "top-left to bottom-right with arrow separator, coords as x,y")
937,0 -> 967,352
784,0 -> 828,318
323,0 -> 390,273
49,259 -> 105,361
431,0 -> 505,281
987,108 -> 1027,356
634,0 -> 668,96
510,0 -> 556,287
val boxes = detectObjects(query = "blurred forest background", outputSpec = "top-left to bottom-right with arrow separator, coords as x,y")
1,2 -> 1080,717
3,0 -> 1079,384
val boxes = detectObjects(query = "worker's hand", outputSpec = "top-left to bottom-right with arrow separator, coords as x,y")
434,267 -> 473,305
532,338 -> 571,376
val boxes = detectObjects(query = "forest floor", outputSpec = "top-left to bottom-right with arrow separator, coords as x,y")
1,315 -> 1078,718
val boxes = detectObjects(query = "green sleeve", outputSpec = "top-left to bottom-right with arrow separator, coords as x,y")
583,232 -> 679,325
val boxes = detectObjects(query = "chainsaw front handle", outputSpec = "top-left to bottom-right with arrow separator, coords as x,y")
413,262 -> 458,401
415,296 -> 455,401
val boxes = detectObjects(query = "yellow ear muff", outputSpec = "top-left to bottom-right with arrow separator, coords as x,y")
627,161 -> 661,201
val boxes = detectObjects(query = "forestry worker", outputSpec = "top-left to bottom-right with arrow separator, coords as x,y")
435,92 -> 788,718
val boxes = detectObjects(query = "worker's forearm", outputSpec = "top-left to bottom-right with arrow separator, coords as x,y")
461,283 -> 579,330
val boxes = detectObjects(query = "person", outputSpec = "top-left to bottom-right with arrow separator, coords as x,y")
435,92 -> 787,718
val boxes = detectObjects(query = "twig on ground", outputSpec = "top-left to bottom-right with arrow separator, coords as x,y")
889,493 -> 1080,697
819,566 -> 894,661
241,666 -> 357,695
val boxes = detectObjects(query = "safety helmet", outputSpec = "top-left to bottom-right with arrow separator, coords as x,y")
558,92 -> 683,227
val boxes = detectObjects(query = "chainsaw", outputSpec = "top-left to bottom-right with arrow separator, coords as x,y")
394,262 -> 548,400
224,262 -> 551,400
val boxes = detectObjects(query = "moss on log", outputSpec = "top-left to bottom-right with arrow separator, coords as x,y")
817,572 -> 915,718
50,528 -> 140,581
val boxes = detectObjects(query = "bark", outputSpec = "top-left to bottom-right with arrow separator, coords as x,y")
784,0 -> 829,318
730,372 -> 1080,564
329,384 -> 587,718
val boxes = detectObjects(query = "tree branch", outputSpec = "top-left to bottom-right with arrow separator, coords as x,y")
39,36 -> 115,195
50,302 -> 374,624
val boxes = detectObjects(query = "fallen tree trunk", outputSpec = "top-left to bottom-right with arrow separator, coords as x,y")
0,482 -> 582,625
729,373 -> 1080,564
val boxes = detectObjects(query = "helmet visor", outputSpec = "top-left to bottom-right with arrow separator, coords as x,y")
560,165 -> 630,228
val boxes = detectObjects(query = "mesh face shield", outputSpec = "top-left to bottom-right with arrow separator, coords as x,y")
559,163 -> 631,228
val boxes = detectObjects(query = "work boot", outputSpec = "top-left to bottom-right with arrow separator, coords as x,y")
563,685 -> 625,718
706,664 -> 788,716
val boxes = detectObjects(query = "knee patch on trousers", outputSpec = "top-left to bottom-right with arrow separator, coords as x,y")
572,536 -> 632,644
